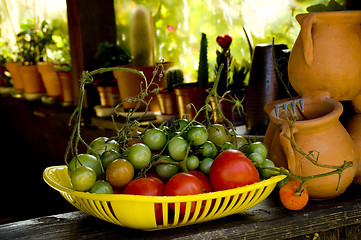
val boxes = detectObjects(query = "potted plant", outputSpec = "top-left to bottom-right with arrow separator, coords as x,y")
16,19 -> 45,100
36,19 -> 63,102
92,42 -> 131,112
1,36 -> 25,97
0,38 -> 16,95
211,31 -> 251,127
174,32 -> 210,121
53,36 -> 74,105
156,67 -> 184,115
113,4 -> 172,112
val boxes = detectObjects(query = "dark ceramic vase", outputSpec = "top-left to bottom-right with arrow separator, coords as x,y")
245,43 -> 293,135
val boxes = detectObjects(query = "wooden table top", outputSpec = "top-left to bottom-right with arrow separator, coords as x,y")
1,183 -> 361,240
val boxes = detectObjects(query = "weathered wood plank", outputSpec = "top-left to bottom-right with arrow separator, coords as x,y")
2,184 -> 361,240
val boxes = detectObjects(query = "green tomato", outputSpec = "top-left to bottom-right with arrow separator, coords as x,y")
248,152 -> 265,166
87,136 -> 120,156
71,166 -> 96,192
101,149 -> 121,170
127,143 -> 152,170
170,118 -> 189,132
207,124 -> 232,146
143,128 -> 167,151
186,125 -> 208,146
260,159 -> 278,179
168,136 -> 188,161
200,158 -> 214,175
231,135 -> 248,150
186,155 -> 200,170
89,180 -> 113,194
247,141 -> 268,160
221,142 -> 235,151
201,141 -> 218,159
155,156 -> 179,179
68,153 -> 103,178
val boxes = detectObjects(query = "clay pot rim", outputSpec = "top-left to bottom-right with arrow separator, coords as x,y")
296,10 -> 361,24
269,98 -> 343,129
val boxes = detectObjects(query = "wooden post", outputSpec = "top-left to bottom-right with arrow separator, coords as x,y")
66,0 -> 117,108
347,0 -> 361,10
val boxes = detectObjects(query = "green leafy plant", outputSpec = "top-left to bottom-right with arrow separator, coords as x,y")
37,19 -> 57,62
0,38 -> 16,65
53,36 -> 72,72
92,42 -> 131,86
16,19 -> 40,65
307,0 -> 346,12
16,19 -> 59,65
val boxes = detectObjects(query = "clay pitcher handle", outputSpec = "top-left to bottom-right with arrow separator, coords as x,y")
297,13 -> 316,66
279,125 -> 298,174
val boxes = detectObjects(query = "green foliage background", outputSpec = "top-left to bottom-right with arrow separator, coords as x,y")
0,0 -> 346,79
114,0 -> 345,81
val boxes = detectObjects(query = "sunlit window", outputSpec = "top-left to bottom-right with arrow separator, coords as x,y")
114,0 -> 341,82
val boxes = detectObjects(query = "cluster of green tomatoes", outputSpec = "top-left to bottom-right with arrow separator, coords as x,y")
67,118 -> 279,194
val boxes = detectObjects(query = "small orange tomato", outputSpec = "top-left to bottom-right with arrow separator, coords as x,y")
279,181 -> 309,210
106,159 -> 134,188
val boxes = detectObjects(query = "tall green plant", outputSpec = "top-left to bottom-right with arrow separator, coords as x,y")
197,32 -> 209,88
130,5 -> 154,67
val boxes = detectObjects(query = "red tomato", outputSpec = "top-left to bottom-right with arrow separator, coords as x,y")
279,181 -> 309,210
209,149 -> 259,191
188,170 -> 213,193
188,170 -> 214,212
164,173 -> 204,214
146,171 -> 166,183
123,177 -> 165,223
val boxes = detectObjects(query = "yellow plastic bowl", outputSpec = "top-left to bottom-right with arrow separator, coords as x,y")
43,165 -> 285,231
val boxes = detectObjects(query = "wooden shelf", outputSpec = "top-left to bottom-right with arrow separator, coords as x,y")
1,183 -> 361,239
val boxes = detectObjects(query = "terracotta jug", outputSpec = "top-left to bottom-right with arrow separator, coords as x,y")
264,97 -> 359,200
288,11 -> 361,105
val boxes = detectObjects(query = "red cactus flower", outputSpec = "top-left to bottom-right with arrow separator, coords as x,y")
216,33 -> 233,51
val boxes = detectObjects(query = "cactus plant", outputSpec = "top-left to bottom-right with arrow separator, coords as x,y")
165,67 -> 184,92
197,32 -> 209,88
130,5 -> 154,67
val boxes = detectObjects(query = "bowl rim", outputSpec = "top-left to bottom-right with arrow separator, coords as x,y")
43,165 -> 286,202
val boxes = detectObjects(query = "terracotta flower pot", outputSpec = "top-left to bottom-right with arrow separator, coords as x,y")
18,64 -> 45,94
264,97 -> 359,200
288,11 -> 361,105
157,91 -> 178,115
5,62 -> 24,92
96,86 -> 120,107
37,62 -> 62,98
57,71 -> 74,103
113,62 -> 172,111
174,85 -> 208,121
